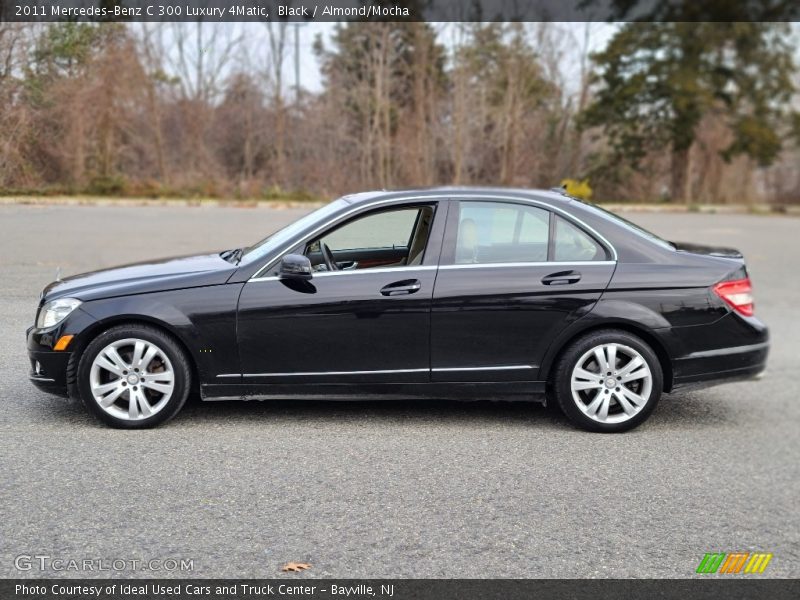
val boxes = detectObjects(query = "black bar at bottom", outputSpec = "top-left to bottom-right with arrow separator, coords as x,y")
2,579 -> 799,600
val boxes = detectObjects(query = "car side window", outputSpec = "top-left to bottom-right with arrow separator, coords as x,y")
324,209 -> 419,252
307,206 -> 434,271
454,202 -> 550,264
553,215 -> 605,262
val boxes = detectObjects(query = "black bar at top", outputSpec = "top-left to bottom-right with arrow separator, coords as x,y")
2,0 -> 800,23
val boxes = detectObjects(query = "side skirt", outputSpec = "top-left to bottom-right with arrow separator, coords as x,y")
200,381 -> 547,403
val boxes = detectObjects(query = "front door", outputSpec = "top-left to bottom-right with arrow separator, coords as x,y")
237,202 -> 444,385
431,199 -> 615,382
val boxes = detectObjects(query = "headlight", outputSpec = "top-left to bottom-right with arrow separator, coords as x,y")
36,298 -> 82,329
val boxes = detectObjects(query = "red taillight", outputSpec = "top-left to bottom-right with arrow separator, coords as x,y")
713,277 -> 754,317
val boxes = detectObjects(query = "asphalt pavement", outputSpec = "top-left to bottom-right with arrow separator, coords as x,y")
0,203 -> 798,578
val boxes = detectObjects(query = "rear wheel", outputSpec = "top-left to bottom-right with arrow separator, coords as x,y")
76,324 -> 191,428
553,329 -> 663,433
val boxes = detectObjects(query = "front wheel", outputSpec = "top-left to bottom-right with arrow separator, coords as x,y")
75,324 -> 192,428
553,329 -> 663,433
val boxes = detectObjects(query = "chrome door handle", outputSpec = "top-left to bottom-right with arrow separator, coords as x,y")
541,270 -> 581,286
380,279 -> 422,296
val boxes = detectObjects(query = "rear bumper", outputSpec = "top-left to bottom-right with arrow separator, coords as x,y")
671,335 -> 769,391
673,368 -> 767,391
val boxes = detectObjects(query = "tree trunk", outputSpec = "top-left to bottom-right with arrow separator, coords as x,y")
146,81 -> 168,184
72,109 -> 86,186
450,26 -> 467,185
499,74 -> 515,185
274,97 -> 286,187
242,99 -> 254,184
671,145 -> 692,203
265,21 -> 288,187
451,62 -> 467,184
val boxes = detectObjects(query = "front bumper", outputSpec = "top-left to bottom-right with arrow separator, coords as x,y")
26,306 -> 99,397
28,351 -> 71,397
27,325 -> 72,397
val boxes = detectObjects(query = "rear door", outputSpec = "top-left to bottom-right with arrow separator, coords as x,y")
431,198 -> 615,382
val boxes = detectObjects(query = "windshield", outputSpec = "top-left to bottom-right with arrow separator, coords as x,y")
573,200 -> 676,251
239,199 -> 349,265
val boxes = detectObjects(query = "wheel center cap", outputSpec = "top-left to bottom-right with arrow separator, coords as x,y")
127,374 -> 139,385
605,377 -> 616,389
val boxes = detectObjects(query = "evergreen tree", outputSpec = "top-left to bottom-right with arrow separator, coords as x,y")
581,22 -> 797,201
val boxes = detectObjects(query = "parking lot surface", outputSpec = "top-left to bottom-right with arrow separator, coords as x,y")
1,204 -> 798,578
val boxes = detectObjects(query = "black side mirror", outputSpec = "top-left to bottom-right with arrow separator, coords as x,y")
279,254 -> 313,281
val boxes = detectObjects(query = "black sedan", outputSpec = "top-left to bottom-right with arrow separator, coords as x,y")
27,188 -> 769,432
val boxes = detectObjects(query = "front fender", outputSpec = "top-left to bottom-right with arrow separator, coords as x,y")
78,285 -> 241,381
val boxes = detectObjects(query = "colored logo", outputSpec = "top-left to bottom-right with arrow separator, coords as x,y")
696,552 -> 772,574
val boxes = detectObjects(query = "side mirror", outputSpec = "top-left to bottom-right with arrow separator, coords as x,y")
279,254 -> 313,281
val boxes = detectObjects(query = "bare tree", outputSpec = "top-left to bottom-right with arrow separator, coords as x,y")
0,24 -> 34,186
263,20 -> 290,187
1,21 -> 797,204
136,24 -> 171,183
565,22 -> 604,177
169,22 -> 241,103
161,23 -> 242,176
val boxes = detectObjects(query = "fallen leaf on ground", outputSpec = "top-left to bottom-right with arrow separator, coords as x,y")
282,562 -> 311,572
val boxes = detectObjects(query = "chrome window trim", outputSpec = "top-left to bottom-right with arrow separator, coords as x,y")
247,193 -> 618,281
439,261 -> 616,270
250,261 -> 614,283
250,265 -> 437,283
315,265 -> 437,277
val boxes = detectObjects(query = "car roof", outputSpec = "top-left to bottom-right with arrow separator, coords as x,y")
340,186 -> 573,206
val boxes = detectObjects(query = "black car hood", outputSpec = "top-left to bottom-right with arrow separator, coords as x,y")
42,253 -> 237,303
672,241 -> 743,260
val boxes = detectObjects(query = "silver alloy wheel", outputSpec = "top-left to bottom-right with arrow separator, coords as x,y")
570,342 -> 653,424
89,338 -> 175,421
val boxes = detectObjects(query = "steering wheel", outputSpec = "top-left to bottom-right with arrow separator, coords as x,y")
319,241 -> 338,271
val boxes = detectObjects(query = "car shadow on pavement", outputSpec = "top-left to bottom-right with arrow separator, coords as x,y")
177,395 -> 570,430
648,390 -> 736,431
29,389 -> 734,432
171,390 -> 735,432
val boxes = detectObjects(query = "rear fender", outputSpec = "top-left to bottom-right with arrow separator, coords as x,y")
538,298 -> 676,385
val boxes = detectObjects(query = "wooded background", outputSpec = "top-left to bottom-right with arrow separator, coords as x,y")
1,21 -> 799,203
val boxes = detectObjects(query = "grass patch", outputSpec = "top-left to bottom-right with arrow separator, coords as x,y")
0,184 -> 325,204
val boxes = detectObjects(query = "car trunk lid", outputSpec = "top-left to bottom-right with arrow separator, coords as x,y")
671,241 -> 744,261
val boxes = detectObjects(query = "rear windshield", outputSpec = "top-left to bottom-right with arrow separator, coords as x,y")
573,200 -> 675,251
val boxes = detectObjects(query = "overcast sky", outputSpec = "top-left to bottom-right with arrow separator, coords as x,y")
249,22 -> 619,96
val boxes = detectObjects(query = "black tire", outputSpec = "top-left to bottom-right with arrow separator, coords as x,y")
553,329 -> 663,433
75,324 -> 192,429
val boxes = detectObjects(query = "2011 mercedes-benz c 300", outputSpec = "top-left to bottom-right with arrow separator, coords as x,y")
27,188 -> 769,432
